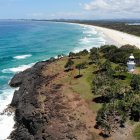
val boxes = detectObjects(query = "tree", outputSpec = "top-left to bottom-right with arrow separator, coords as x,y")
89,48 -> 100,64
57,54 -> 63,59
131,97 -> 140,121
76,62 -> 86,76
100,45 -> 117,57
115,65 -> 127,79
100,60 -> 112,71
100,60 -> 114,77
120,44 -> 138,52
78,49 -> 88,56
69,52 -> 75,58
107,83 -> 121,100
115,65 -> 127,73
130,75 -> 140,91
64,59 -> 74,71
49,57 -> 55,62
93,73 -> 114,98
96,104 -> 113,136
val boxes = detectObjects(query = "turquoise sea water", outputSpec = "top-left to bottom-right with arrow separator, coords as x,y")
0,20 -> 106,139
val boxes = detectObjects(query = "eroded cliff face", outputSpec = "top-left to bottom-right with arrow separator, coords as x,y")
9,60 -> 97,140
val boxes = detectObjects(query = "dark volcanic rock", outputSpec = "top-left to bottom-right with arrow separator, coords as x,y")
9,60 -> 92,140
9,61 -> 52,140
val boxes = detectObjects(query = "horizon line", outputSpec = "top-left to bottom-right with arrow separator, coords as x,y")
0,18 -> 140,21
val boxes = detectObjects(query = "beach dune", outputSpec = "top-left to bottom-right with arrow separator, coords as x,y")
93,26 -> 140,48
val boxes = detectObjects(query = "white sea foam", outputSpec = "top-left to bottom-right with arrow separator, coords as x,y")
0,63 -> 34,139
13,54 -> 32,60
80,37 -> 91,44
72,24 -> 106,53
2,63 -> 34,73
0,88 -> 15,140
83,29 -> 97,35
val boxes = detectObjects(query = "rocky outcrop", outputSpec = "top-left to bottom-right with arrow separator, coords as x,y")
9,59 -> 94,140
9,60 -> 53,139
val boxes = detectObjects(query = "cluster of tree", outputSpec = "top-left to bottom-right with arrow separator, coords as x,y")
89,48 -> 100,65
67,44 -> 140,68
99,44 -> 140,64
69,49 -> 88,59
93,59 -> 140,136
64,58 -> 74,71
63,45 -> 140,137
88,44 -> 140,66
64,58 -> 87,77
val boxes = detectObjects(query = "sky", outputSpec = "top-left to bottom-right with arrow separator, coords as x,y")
0,0 -> 140,19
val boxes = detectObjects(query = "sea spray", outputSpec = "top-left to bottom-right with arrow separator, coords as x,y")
0,89 -> 15,140
2,63 -> 35,73
13,54 -> 32,60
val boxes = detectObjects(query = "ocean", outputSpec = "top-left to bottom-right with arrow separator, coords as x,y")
0,20 -> 106,139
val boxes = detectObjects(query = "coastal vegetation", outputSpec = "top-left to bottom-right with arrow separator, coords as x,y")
64,44 -> 140,139
10,43 -> 140,140
64,58 -> 74,71
133,124 -> 140,140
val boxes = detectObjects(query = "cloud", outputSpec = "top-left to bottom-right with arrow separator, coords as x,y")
82,0 -> 140,14
84,0 -> 110,11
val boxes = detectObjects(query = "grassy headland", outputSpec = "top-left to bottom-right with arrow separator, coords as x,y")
10,43 -> 140,139
56,44 -> 140,139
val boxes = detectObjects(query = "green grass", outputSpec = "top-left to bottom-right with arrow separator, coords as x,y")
89,102 -> 102,112
133,124 -> 140,140
61,55 -> 134,113
67,55 -> 133,112
136,67 -> 140,73
68,56 -> 102,112
59,50 -> 140,138
118,72 -> 133,85
71,66 -> 93,100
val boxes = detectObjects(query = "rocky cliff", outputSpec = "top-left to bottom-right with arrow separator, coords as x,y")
9,59 -> 97,140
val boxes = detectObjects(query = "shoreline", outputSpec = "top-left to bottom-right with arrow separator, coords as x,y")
8,59 -> 101,140
0,21 -> 107,140
76,23 -> 122,47
93,25 -> 140,48
8,47 -> 139,140
66,22 -> 140,48
56,21 -> 120,47
6,21 -> 140,139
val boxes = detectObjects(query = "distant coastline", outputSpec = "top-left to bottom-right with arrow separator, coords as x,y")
1,19 -> 140,48
67,22 -> 122,47
93,25 -> 140,48
45,20 -> 140,49
58,21 -> 140,49
91,25 -> 140,48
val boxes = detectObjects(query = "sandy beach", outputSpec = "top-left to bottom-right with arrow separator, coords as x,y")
93,26 -> 140,48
